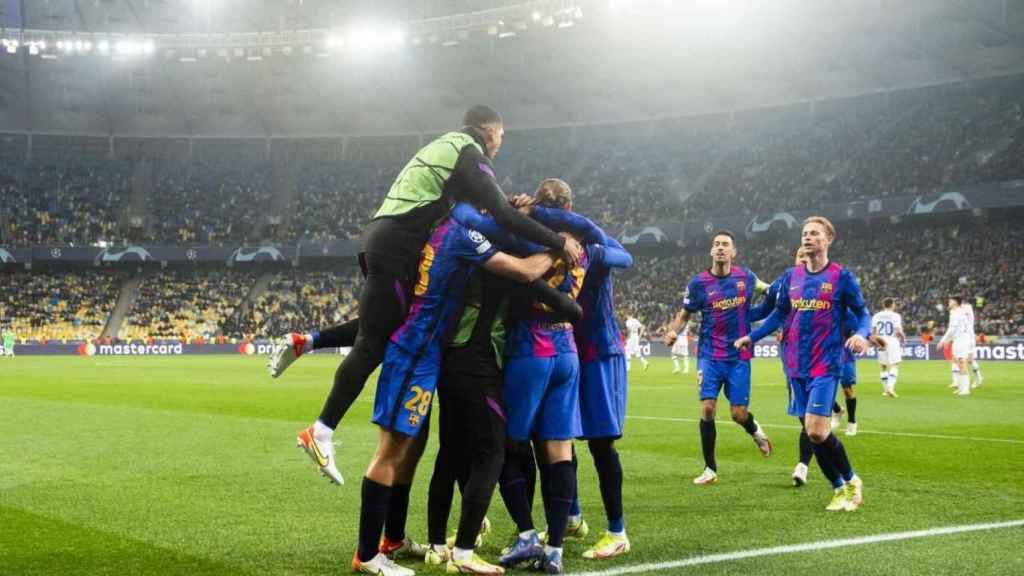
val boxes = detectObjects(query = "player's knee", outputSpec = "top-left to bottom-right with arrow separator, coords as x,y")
729,407 -> 748,423
843,387 -> 855,399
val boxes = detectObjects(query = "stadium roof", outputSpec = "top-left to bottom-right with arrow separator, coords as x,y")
0,0 -> 1022,137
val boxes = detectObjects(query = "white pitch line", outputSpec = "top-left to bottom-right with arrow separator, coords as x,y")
627,415 -> 1024,445
573,519 -> 1024,576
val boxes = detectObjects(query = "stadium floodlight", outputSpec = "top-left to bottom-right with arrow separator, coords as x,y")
83,41 -> 92,52
4,39 -> 19,54
487,25 -> 499,35
498,30 -> 517,39
574,6 -> 584,18
98,40 -> 109,53
143,40 -> 155,55
542,15 -> 555,26
557,19 -> 574,28
441,39 -> 459,47
532,10 -> 542,21
326,35 -> 342,49
74,40 -> 84,52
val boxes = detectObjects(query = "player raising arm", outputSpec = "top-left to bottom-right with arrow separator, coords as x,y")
735,217 -> 870,511
664,230 -> 772,487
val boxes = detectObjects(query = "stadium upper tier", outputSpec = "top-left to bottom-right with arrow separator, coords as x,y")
1,74 -> 1021,247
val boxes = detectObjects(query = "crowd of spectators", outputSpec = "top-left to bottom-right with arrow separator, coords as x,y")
119,270 -> 257,342
0,271 -> 120,342
615,219 -> 1024,338
2,216 -> 1020,343
228,269 -> 362,339
149,160 -> 275,245
2,74 -> 1021,247
0,160 -> 132,246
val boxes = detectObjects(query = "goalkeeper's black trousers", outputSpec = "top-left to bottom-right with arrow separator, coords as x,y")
427,364 -> 506,550
317,250 -> 415,429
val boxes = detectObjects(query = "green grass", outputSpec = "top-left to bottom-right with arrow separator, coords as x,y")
1,356 -> 1022,575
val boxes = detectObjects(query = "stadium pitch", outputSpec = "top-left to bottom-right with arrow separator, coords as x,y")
2,356 -> 1022,575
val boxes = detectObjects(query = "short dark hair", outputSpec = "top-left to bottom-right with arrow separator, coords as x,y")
711,230 -> 735,244
882,297 -> 895,308
950,294 -> 963,305
463,105 -> 502,128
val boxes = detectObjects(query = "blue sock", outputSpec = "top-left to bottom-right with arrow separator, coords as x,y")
569,450 -> 581,517
824,434 -> 855,483
310,330 -> 321,348
608,516 -> 625,533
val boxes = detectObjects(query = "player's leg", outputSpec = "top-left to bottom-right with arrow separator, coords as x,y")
695,359 -> 722,484
879,361 -> 891,397
268,317 -> 360,378
354,428 -> 419,575
726,361 -> 771,457
446,374 -> 506,573
582,438 -> 630,559
317,253 -> 414,432
380,423 -> 431,559
426,378 -> 458,562
804,377 -> 862,511
313,318 -> 360,349
499,356 -> 552,568
843,385 -> 858,435
970,351 -> 983,387
672,354 -> 680,373
794,423 -> 814,487
580,355 -> 629,559
955,356 -> 971,395
534,352 -> 582,573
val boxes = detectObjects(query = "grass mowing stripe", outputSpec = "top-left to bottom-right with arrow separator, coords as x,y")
627,415 -> 1024,445
574,519 -> 1024,576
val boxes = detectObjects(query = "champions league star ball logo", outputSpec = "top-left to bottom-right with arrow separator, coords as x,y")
230,247 -> 285,262
468,230 -> 486,244
94,246 -> 154,264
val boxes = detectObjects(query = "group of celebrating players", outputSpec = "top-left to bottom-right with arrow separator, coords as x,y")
262,105 -> 983,576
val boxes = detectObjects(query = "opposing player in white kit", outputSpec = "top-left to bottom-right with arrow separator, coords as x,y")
938,295 -> 973,396
624,315 -> 649,372
961,302 -> 983,387
871,298 -> 905,397
671,323 -> 691,374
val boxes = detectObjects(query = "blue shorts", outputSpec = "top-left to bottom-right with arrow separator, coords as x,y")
504,353 -> 581,442
840,359 -> 857,388
371,343 -> 440,437
579,354 -> 627,439
787,376 -> 839,418
698,359 -> 751,406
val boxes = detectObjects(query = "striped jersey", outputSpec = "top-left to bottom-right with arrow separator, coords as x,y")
683,266 -> 758,362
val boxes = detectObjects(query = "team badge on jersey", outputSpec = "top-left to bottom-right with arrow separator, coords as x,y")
821,282 -> 833,293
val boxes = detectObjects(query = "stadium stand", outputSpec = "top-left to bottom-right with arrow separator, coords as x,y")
118,270 -> 258,342
0,271 -> 120,342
